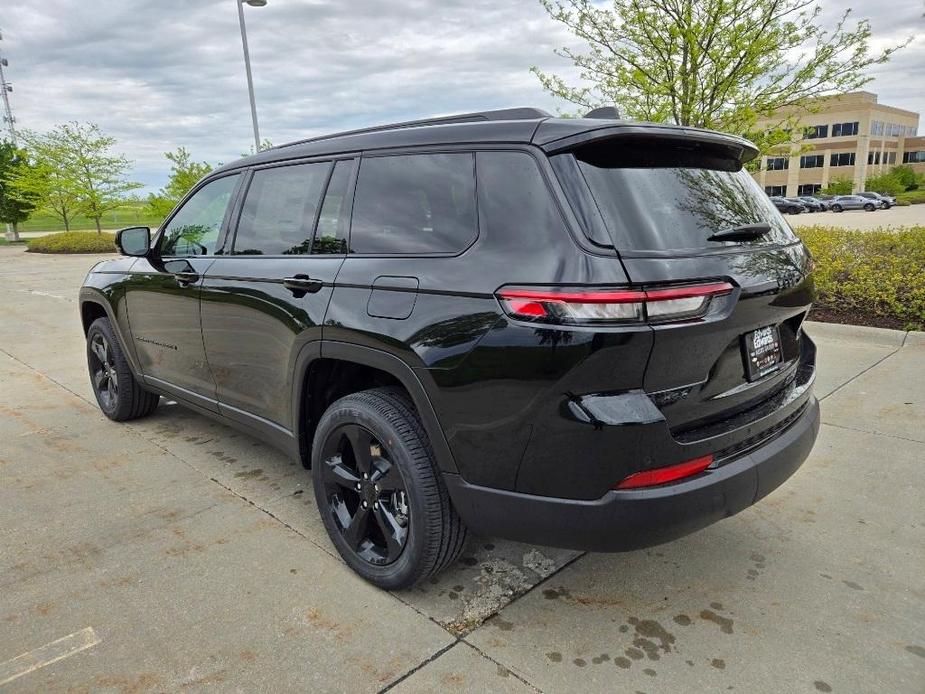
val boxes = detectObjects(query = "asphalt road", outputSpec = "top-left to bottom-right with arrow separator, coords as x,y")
791,203 -> 924,230
1,247 -> 923,693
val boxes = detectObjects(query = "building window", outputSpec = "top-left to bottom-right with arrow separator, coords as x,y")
868,151 -> 881,165
832,122 -> 859,137
889,122 -> 901,137
797,184 -> 822,196
800,154 -> 824,169
830,152 -> 856,167
803,125 -> 828,139
871,120 -> 883,136
766,157 -> 789,170
903,151 -> 925,164
765,185 -> 786,196
885,152 -> 896,165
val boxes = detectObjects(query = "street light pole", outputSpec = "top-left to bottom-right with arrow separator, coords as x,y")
236,0 -> 265,154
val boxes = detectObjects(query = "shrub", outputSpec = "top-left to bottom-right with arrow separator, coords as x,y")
27,231 -> 117,254
896,190 -> 925,205
797,225 -> 925,329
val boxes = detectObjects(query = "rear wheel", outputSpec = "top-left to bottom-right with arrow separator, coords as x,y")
86,317 -> 159,421
312,388 -> 467,589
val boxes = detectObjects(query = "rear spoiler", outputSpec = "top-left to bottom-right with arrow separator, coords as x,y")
533,122 -> 759,165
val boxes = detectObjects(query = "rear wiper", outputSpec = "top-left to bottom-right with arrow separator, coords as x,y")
708,222 -> 772,242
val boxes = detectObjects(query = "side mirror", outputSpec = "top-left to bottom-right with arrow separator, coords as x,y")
116,226 -> 151,257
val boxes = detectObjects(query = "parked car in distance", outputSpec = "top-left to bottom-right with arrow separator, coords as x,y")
79,108 -> 820,588
857,191 -> 895,209
795,196 -> 826,212
770,196 -> 806,214
830,195 -> 878,212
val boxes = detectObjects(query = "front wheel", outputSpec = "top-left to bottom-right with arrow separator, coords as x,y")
864,203 -> 876,211
832,204 -> 843,212
312,388 -> 468,589
86,317 -> 159,421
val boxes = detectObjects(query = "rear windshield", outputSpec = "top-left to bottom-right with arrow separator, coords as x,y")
556,139 -> 797,252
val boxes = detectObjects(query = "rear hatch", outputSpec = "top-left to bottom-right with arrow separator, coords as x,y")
547,131 -> 815,438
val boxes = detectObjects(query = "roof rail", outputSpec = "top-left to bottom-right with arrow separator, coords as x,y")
274,107 -> 553,150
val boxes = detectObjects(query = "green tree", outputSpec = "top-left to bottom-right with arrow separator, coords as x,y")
533,0 -> 908,152
52,122 -> 142,233
889,164 -> 923,191
821,177 -> 852,195
863,171 -> 904,196
0,142 -> 38,240
241,138 -> 274,158
5,131 -> 83,233
146,148 -> 214,220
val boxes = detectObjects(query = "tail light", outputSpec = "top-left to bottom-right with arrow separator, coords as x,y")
614,454 -> 714,489
497,282 -> 733,326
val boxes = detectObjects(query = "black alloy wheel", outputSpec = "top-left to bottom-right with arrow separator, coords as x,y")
85,317 -> 160,421
89,332 -> 118,410
311,388 -> 467,589
319,423 -> 410,566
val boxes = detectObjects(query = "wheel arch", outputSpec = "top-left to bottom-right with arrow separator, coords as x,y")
78,288 -> 143,378
292,341 -> 459,474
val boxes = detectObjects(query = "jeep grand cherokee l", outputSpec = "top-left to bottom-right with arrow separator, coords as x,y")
79,108 -> 819,588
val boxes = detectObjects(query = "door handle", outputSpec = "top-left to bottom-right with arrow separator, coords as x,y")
174,270 -> 200,286
283,275 -> 323,296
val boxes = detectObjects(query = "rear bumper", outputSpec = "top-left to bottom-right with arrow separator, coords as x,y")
444,395 -> 819,552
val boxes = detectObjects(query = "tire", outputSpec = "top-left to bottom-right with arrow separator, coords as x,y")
311,387 -> 467,589
832,204 -> 843,212
86,317 -> 159,421
791,207 -> 801,214
864,203 -> 875,211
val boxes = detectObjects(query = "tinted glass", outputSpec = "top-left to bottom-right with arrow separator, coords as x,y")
160,175 -> 239,256
313,159 -> 353,254
350,153 -> 476,254
477,151 -> 564,247
233,162 -> 330,255
561,143 -> 797,251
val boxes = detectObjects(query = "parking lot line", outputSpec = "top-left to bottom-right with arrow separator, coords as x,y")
0,626 -> 100,686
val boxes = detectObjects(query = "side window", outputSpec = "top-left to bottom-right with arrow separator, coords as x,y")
312,159 -> 353,254
232,162 -> 331,255
350,153 -> 476,254
160,175 -> 239,256
476,151 -> 562,246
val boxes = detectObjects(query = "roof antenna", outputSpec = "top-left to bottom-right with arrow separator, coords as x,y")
584,106 -> 621,120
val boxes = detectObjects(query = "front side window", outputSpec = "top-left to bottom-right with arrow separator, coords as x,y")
232,162 -> 330,255
159,175 -> 239,256
350,153 -> 477,254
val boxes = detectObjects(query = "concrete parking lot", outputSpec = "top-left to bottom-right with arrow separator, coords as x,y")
791,203 -> 924,229
1,246 -> 923,693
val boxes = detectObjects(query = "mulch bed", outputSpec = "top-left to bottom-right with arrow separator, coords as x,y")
808,306 -> 909,330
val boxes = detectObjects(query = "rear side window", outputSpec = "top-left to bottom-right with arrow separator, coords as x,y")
555,140 -> 797,252
233,162 -> 330,255
350,153 -> 476,254
313,159 -> 353,254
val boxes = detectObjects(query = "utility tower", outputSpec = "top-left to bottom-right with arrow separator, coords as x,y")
0,28 -> 17,146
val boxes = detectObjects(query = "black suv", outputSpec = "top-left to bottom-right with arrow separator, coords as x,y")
79,108 -> 819,588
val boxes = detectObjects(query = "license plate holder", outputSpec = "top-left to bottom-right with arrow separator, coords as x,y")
743,325 -> 783,381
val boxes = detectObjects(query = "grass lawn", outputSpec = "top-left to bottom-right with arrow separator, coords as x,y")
18,200 -> 162,232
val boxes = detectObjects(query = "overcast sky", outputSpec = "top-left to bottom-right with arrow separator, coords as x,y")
2,0 -> 923,193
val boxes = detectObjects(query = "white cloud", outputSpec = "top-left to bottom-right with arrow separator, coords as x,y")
1,0 -> 920,192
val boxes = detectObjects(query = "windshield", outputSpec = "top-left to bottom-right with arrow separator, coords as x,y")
556,141 -> 797,252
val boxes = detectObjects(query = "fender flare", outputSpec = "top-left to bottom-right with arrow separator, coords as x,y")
291,340 -> 459,474
78,287 -> 144,378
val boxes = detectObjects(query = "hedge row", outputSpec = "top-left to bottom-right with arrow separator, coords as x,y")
27,232 -> 117,254
798,225 -> 925,329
